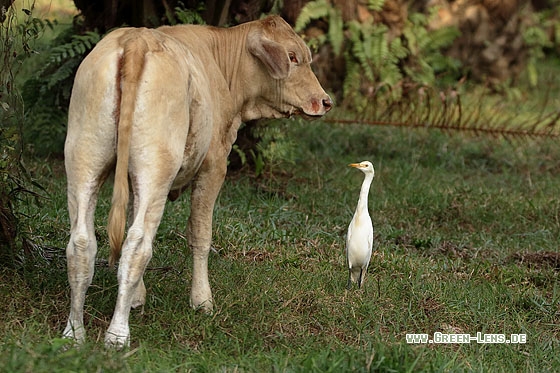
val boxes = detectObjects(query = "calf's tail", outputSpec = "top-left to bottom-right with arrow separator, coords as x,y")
107,33 -> 149,267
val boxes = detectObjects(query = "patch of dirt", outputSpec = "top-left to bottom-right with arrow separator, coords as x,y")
394,233 -> 474,259
222,249 -> 277,263
509,251 -> 560,270
418,296 -> 444,317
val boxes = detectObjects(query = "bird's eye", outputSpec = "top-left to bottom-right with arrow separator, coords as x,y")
289,52 -> 298,64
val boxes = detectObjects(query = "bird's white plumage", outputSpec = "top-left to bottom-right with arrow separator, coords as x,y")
346,161 -> 374,289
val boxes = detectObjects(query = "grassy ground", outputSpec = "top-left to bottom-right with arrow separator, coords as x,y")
3,3 -> 559,369
1,116 -> 559,371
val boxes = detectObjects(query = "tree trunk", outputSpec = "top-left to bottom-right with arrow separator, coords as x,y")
73,0 -> 180,32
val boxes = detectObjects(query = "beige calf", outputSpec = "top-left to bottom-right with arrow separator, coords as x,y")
63,15 -> 332,348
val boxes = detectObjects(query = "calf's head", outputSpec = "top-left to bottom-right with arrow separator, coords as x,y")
246,16 -> 333,118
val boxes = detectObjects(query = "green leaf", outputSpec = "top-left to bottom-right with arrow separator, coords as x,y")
527,60 -> 538,87
367,0 -> 386,12
328,7 -> 344,56
295,0 -> 330,32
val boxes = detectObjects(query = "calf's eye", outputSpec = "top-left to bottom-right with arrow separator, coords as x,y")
289,52 -> 298,64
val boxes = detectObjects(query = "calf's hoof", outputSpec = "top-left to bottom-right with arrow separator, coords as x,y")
62,322 -> 86,345
190,297 -> 214,314
104,328 -> 130,350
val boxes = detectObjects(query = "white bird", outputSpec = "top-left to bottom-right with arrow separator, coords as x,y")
346,161 -> 375,289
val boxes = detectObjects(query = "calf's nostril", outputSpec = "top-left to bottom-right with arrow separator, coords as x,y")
322,97 -> 333,111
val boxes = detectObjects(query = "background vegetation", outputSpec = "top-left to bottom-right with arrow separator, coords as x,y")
0,0 -> 559,371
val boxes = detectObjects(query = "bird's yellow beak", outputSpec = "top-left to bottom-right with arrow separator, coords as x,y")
349,163 -> 361,168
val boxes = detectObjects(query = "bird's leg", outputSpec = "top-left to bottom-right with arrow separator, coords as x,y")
346,271 -> 353,290
357,268 -> 364,289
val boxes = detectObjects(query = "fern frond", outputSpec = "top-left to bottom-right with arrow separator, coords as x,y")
404,60 -> 434,86
390,37 -> 408,60
294,0 -> 330,32
369,26 -> 390,66
328,7 -> 344,56
327,86 -> 560,140
294,0 -> 345,57
43,58 -> 80,92
174,6 -> 205,25
343,19 -> 408,111
342,59 -> 361,96
21,28 -> 102,155
379,62 -> 403,87
44,31 -> 100,71
426,26 -> 461,51
367,0 -> 386,12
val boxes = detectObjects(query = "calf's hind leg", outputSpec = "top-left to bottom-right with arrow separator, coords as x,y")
63,43 -> 119,344
63,155 -> 112,344
104,161 -> 180,349
63,181 -> 100,344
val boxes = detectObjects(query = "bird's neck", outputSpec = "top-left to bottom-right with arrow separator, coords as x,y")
357,173 -> 373,213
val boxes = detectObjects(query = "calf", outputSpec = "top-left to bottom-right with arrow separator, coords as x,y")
63,15 -> 332,348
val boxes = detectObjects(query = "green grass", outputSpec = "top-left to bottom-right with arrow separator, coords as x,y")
2,117 -> 559,371
3,2 -> 559,369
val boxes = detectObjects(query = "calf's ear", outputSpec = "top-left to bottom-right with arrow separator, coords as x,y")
247,31 -> 290,80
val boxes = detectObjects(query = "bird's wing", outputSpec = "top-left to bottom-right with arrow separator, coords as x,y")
368,221 -> 374,250
346,214 -> 356,247
345,217 -> 355,266
364,216 -> 374,269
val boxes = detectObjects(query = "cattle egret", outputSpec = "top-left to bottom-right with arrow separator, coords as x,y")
346,161 -> 374,289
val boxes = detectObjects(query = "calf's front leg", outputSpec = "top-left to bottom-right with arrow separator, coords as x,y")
187,161 -> 227,312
